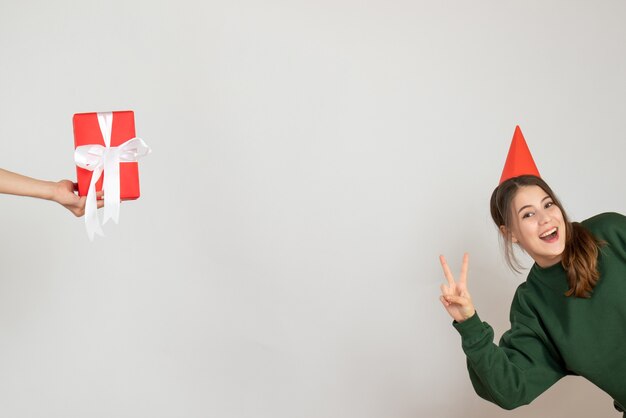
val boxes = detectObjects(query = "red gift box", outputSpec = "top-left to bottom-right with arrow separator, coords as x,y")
73,110 -> 141,200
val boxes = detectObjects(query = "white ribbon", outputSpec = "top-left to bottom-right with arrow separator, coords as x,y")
74,112 -> 151,240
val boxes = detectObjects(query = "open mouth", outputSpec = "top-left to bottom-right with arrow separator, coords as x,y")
539,227 -> 558,242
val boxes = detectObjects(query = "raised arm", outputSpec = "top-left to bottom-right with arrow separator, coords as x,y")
438,253 -> 566,409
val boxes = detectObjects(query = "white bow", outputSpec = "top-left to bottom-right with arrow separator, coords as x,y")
74,112 -> 151,240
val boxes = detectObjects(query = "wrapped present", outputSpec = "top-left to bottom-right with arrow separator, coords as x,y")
73,110 -> 150,240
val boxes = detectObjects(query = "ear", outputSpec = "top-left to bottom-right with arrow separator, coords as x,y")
499,225 -> 519,243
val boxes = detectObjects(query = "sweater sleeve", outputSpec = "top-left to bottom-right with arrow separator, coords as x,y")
453,306 -> 567,410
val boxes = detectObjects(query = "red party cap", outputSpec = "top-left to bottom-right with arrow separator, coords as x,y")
498,125 -> 541,184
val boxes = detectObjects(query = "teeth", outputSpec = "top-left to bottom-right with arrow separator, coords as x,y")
540,227 -> 557,238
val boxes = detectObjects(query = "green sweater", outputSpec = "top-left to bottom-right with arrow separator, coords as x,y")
454,212 -> 626,412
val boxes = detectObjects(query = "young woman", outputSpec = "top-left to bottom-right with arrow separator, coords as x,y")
0,167 -> 102,216
439,174 -> 626,415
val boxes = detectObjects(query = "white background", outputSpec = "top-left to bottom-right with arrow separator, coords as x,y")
1,1 -> 625,417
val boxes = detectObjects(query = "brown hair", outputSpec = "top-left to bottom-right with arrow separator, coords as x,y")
490,175 -> 603,298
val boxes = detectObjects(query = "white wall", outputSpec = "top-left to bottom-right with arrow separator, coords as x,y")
1,1 -> 625,417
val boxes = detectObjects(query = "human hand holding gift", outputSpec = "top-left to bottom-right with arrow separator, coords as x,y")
73,110 -> 150,240
53,179 -> 104,217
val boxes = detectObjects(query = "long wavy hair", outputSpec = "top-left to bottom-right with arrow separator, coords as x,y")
490,175 -> 603,298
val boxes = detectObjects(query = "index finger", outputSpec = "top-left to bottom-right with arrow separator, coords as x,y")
439,255 -> 456,287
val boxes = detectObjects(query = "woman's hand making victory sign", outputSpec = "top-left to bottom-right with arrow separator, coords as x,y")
439,253 -> 476,323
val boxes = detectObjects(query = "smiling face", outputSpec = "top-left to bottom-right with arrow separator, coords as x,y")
505,185 -> 567,268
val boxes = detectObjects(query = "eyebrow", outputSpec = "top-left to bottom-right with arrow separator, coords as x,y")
517,195 -> 552,214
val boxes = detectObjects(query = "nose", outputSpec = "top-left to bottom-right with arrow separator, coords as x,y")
538,210 -> 551,224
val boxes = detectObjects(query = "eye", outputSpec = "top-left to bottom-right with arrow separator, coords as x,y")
522,211 -> 534,219
545,201 -> 554,209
